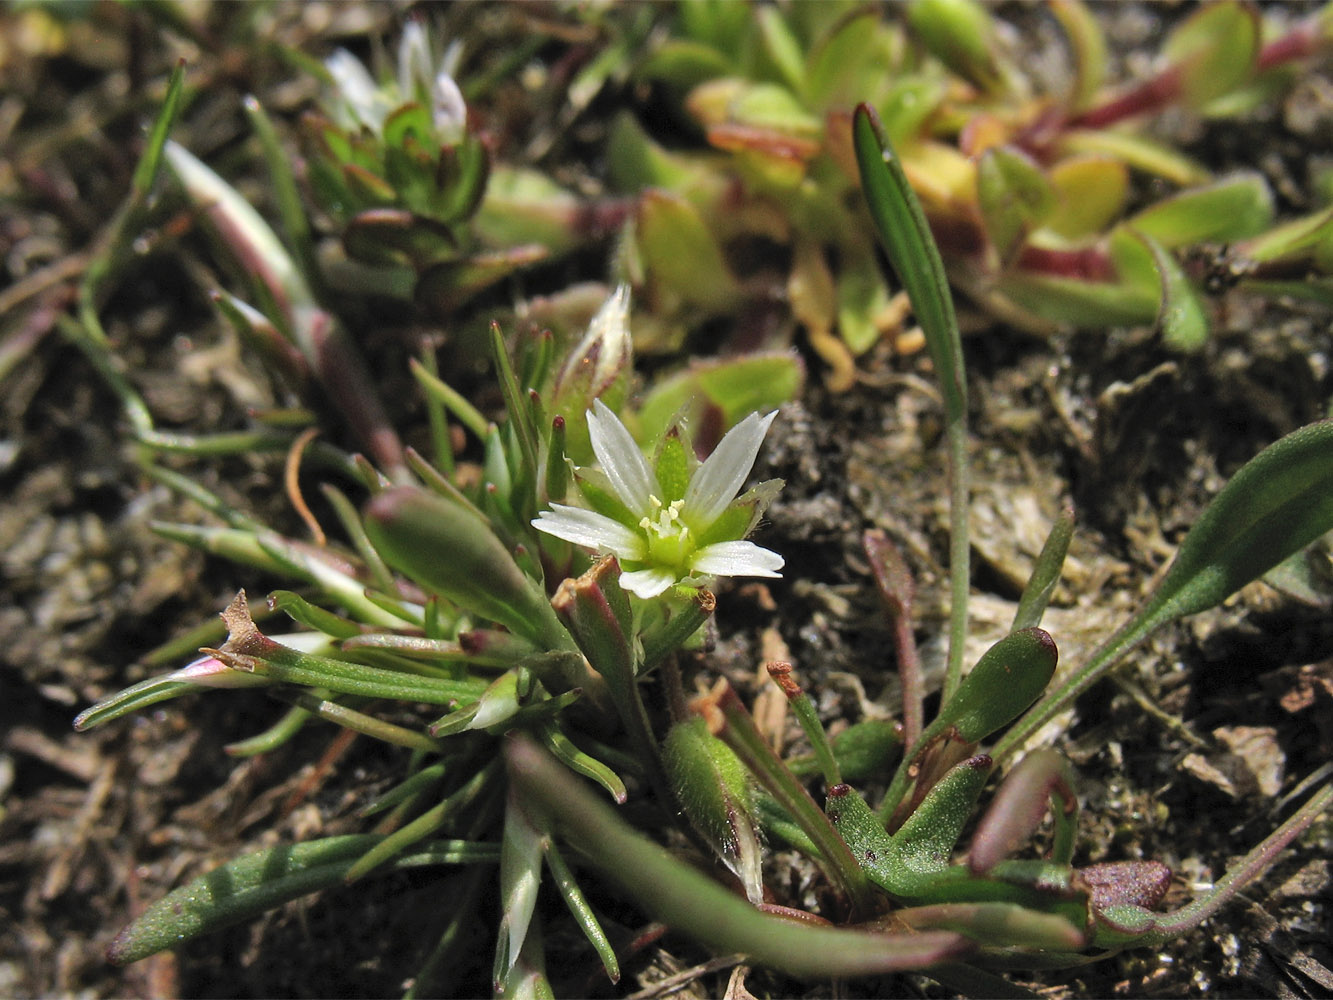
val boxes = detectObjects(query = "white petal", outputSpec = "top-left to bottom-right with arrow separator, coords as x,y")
619,566 -> 679,599
397,22 -> 432,100
532,505 -> 644,559
432,71 -> 467,140
683,411 -> 778,528
325,49 -> 384,130
587,398 -> 659,514
690,539 -> 784,578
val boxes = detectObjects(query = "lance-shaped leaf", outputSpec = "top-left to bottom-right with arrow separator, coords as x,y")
855,103 -> 971,701
998,420 -> 1333,761
931,628 -> 1058,746
364,486 -> 573,653
107,835 -> 499,965
1012,504 -> 1075,632
73,656 -> 269,731
506,737 -> 972,977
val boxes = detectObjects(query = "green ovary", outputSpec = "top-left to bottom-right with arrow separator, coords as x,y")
640,497 -> 696,574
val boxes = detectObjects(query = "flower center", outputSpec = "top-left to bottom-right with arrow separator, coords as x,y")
639,496 -> 694,571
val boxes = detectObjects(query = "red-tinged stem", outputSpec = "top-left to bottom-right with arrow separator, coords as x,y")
1143,782 -> 1333,943
1015,244 -> 1117,283
1069,65 -> 1184,130
1257,16 -> 1327,72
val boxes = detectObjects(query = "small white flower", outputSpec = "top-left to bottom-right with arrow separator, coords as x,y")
533,400 -> 784,598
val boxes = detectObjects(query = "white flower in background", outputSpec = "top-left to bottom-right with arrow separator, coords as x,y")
533,400 -> 785,599
326,22 -> 466,141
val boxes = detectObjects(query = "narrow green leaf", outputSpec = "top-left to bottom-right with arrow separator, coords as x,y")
73,677 -> 212,731
998,421 -> 1333,762
854,104 -> 964,424
536,721 -> 627,804
224,704 -> 310,757
1012,504 -> 1075,631
268,591 -> 362,640
854,103 -> 970,700
132,59 -> 188,198
243,94 -> 316,285
544,841 -> 620,984
506,738 -> 971,977
107,835 -> 499,965
273,690 -> 441,752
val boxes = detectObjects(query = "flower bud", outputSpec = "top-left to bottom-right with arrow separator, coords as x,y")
663,716 -> 764,903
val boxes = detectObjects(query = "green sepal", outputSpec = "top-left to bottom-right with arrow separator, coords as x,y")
653,424 -> 694,504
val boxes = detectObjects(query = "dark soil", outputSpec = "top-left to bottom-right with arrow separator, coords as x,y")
3,3 -> 1332,998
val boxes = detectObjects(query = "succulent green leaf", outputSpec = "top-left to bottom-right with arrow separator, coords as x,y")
908,0 -> 1007,94
1059,129 -> 1209,187
1164,0 -> 1260,109
977,146 -> 1057,262
638,353 -> 804,441
755,5 -> 806,96
1136,231 -> 1210,352
637,190 -> 742,311
1044,155 -> 1129,241
935,628 -> 1058,745
1127,173 -> 1274,248
415,245 -> 549,317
